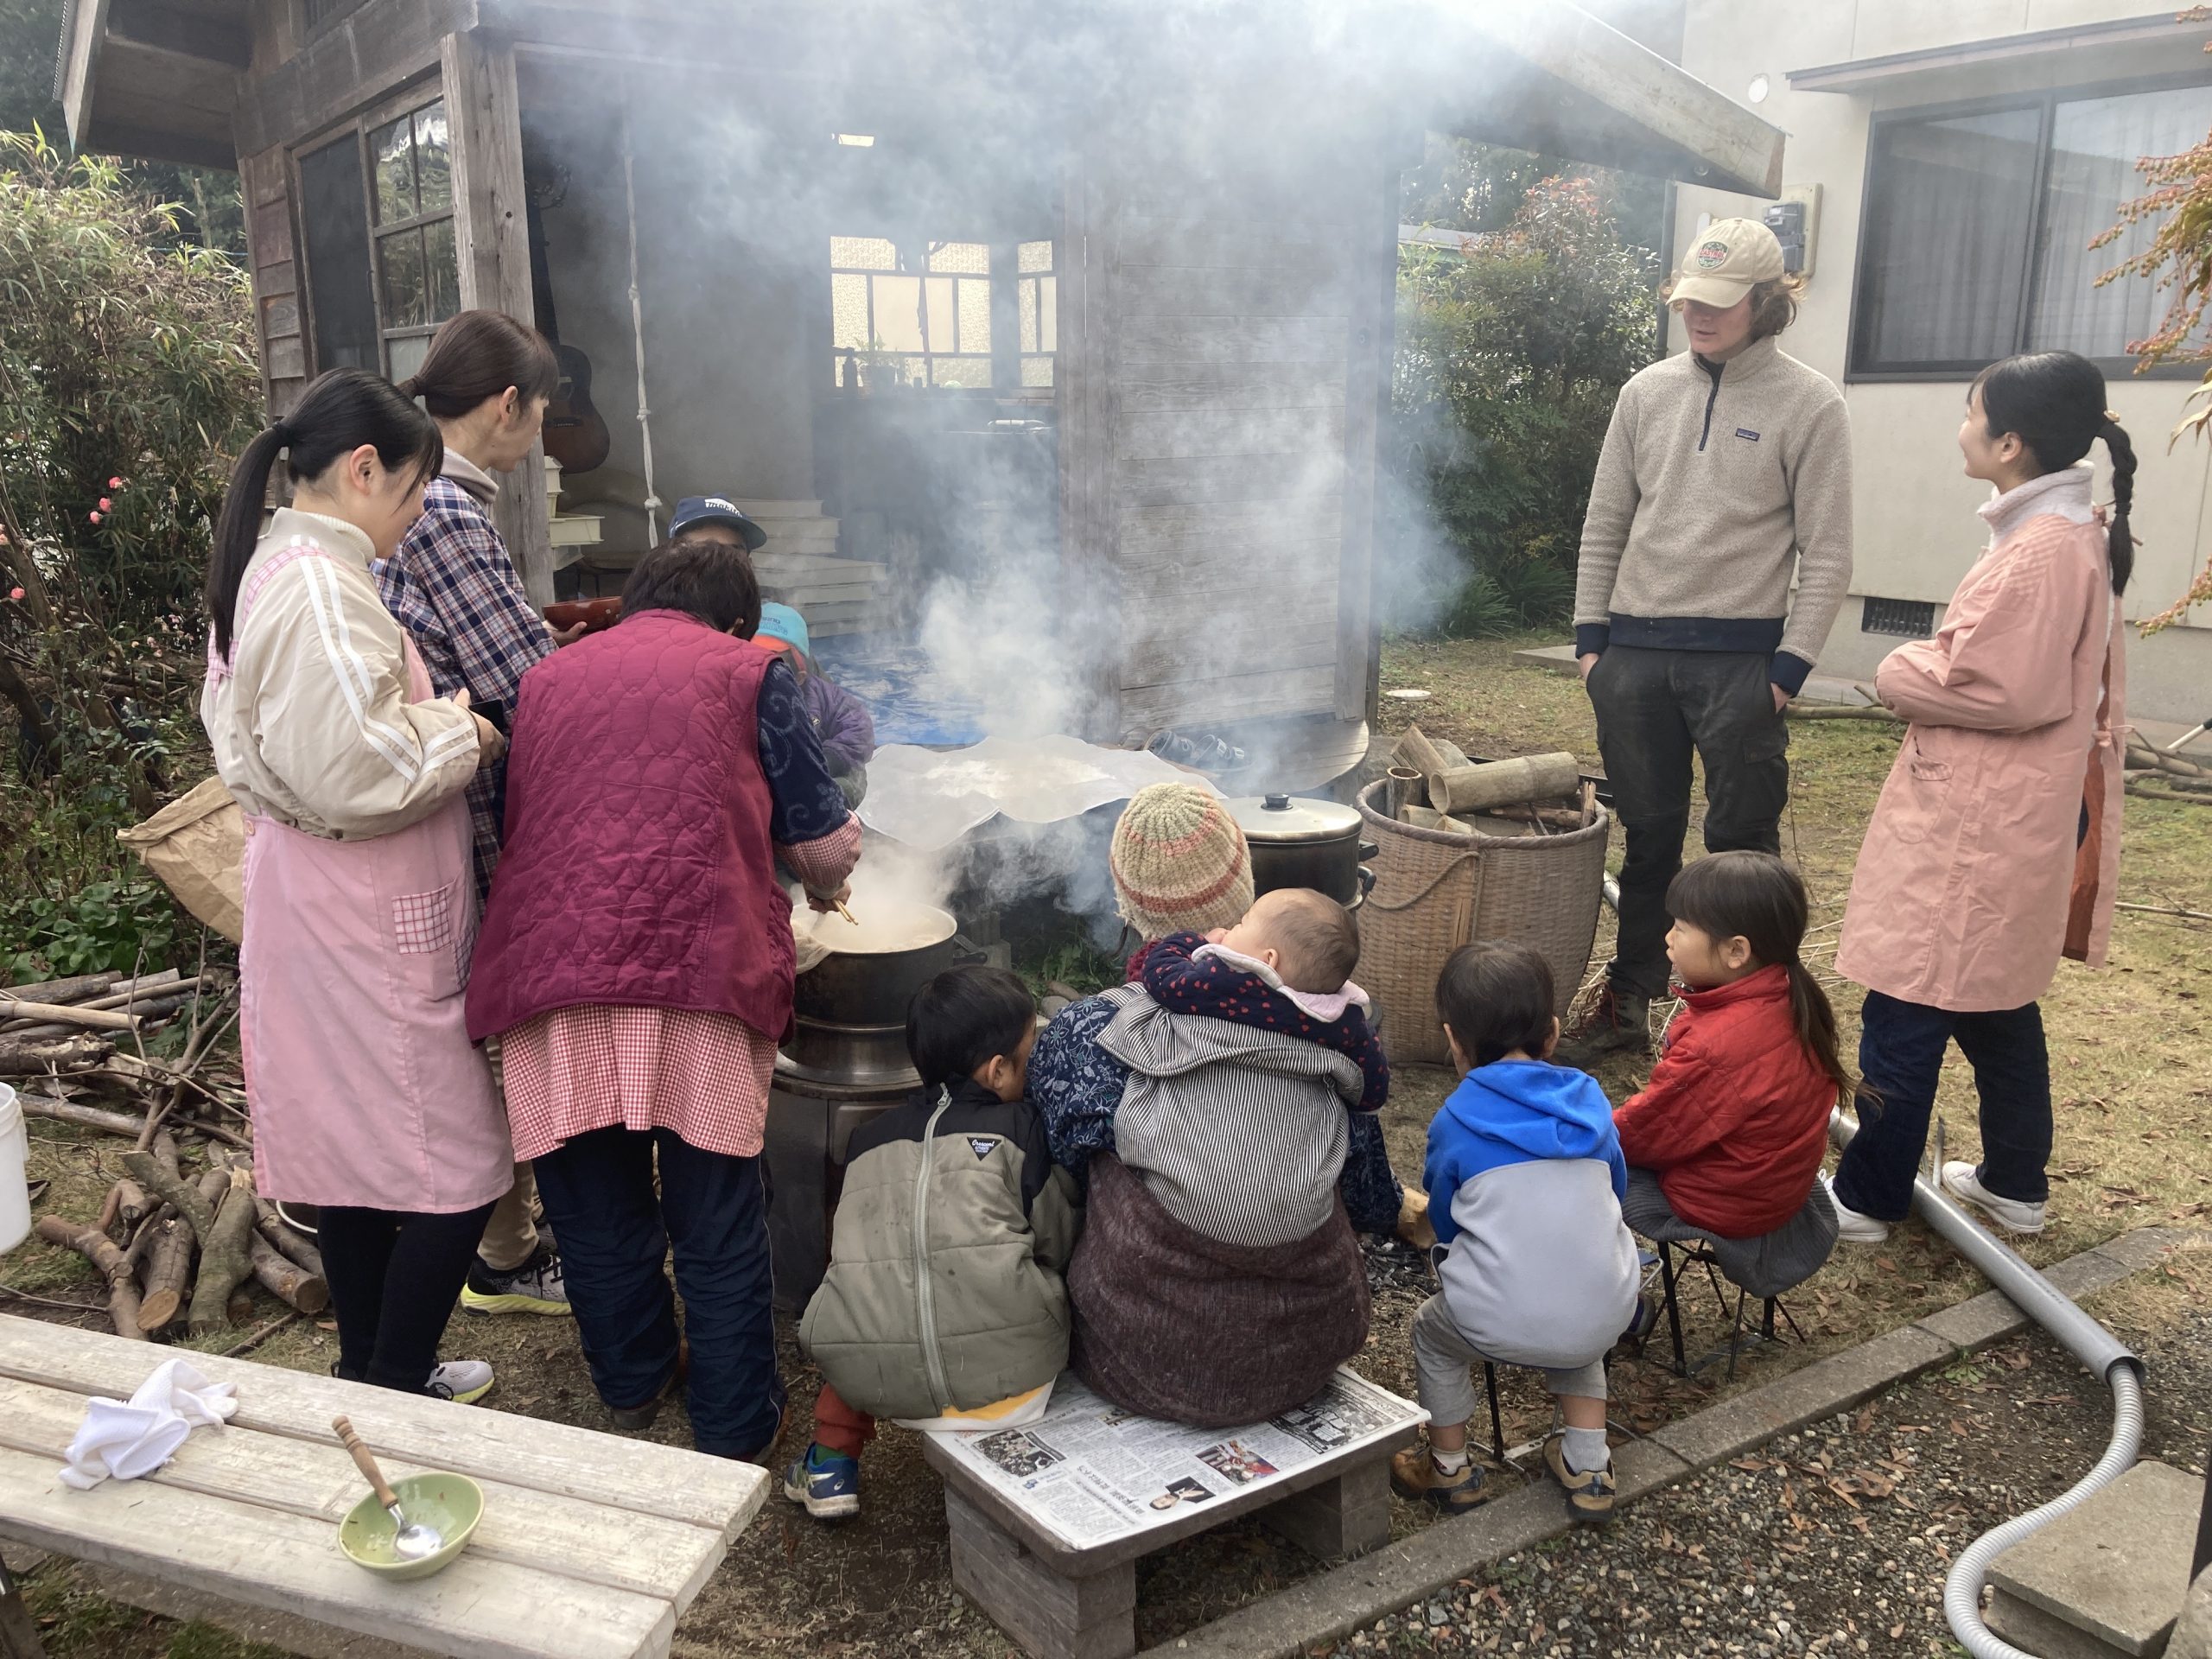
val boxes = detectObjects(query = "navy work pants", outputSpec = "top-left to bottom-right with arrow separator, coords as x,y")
1830,991 -> 2052,1224
531,1124 -> 784,1459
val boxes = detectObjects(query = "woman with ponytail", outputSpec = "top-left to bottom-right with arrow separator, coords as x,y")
1827,351 -> 2133,1244
1611,852 -> 1843,1300
375,310 -> 569,1319
203,366 -> 511,1402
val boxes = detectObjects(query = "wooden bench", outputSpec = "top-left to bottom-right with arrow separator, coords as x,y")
0,1314 -> 767,1659
919,1371 -> 1423,1659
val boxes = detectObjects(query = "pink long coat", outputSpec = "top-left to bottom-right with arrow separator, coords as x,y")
1834,468 -> 2126,1014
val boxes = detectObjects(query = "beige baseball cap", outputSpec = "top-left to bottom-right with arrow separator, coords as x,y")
1670,218 -> 1786,308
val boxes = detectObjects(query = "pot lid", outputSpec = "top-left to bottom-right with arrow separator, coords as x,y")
1224,792 -> 1362,844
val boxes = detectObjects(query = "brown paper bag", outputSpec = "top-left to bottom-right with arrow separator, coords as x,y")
117,776 -> 245,944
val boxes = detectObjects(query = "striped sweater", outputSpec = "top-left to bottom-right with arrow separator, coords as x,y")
1095,984 -> 1362,1248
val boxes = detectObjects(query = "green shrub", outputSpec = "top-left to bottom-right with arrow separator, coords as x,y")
1391,175 -> 1659,636
0,128 -> 259,981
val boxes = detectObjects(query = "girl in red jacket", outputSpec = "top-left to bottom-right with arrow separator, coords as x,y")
1612,852 -> 1848,1296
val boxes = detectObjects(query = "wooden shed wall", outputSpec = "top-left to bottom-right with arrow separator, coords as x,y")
1072,159 -> 1395,738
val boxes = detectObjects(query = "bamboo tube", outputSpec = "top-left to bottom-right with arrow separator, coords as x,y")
1427,752 -> 1581,816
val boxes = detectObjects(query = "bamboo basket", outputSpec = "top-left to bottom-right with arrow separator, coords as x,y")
1355,779 -> 1610,1066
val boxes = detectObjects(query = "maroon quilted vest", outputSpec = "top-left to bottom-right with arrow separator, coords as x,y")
466,609 -> 791,1043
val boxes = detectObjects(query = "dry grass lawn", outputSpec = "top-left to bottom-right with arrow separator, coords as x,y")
6,636 -> 2209,1657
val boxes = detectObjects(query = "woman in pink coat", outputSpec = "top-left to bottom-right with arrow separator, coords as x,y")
1827,352 -> 2133,1244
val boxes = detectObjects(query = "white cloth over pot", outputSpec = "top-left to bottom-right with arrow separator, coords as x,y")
857,735 -> 1218,852
59,1357 -> 238,1489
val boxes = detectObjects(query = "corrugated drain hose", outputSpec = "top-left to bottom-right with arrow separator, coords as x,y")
1826,1109 -> 2146,1659
1942,1365 -> 2144,1659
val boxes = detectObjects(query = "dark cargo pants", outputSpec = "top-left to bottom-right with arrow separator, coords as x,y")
1586,645 -> 1789,1001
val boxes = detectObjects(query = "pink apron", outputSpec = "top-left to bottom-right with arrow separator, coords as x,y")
234,558 -> 512,1214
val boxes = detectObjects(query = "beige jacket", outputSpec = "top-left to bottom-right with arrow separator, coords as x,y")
201,508 -> 481,839
1573,334 -> 1853,690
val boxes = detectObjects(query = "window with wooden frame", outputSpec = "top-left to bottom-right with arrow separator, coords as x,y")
295,92 -> 461,384
830,236 -> 1056,390
1849,76 -> 2212,378
1015,238 -> 1057,387
830,237 -> 994,389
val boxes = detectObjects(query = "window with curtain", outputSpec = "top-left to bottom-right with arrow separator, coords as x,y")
1850,80 -> 2212,377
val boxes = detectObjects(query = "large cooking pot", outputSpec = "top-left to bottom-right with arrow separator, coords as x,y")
790,900 -> 979,1028
1224,793 -> 1377,909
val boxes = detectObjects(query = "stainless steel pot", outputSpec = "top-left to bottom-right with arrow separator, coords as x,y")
789,901 -> 981,1028
1224,792 -> 1377,908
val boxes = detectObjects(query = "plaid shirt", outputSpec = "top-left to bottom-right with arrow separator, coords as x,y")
376,471 -> 555,904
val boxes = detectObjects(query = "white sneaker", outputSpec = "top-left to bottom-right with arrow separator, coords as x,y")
1823,1175 -> 1890,1244
425,1359 -> 495,1403
1941,1162 -> 2045,1236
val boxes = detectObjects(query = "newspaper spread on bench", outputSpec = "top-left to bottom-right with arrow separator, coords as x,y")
931,1369 -> 1425,1551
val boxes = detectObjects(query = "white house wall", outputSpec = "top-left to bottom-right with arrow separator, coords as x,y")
1670,0 -> 2212,725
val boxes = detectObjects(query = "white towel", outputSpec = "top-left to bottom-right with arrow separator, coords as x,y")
59,1357 -> 238,1490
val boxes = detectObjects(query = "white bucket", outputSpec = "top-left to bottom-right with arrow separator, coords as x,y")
0,1084 -> 29,1255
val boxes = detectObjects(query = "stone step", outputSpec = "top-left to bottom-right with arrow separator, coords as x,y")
1985,1459 -> 2199,1659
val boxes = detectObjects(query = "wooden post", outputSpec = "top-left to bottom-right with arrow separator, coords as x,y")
1338,146 -> 1414,725
442,27 -> 555,608
1057,157 -> 1122,743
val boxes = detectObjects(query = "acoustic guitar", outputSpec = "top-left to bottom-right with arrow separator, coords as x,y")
525,167 -> 613,475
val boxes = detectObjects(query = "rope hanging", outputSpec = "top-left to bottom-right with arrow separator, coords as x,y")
620,94 -> 662,543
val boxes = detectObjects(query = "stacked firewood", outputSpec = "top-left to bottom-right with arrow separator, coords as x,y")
2124,733 -> 2212,806
5,964 -> 320,1346
31,1141 -> 326,1342
0,968 -> 225,1077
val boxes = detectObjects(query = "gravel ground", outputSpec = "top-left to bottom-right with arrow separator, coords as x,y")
1325,1285 -> 2212,1659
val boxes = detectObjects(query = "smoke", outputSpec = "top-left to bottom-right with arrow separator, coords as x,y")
519,0 -> 1540,739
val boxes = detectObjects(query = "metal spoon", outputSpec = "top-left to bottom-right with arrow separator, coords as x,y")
334,1415 -> 442,1560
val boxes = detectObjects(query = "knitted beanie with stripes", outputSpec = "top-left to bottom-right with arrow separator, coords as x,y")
1109,783 -> 1253,941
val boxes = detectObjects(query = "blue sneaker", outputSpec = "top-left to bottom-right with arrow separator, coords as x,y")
782,1443 -> 860,1521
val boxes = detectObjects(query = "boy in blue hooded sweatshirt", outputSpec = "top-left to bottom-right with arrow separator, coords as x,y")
1391,941 -> 1640,1524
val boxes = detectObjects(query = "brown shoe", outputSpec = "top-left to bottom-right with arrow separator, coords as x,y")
1554,984 -> 1651,1067
608,1339 -> 690,1431
1395,1187 -> 1437,1252
1542,1433 -> 1617,1526
1389,1446 -> 1489,1514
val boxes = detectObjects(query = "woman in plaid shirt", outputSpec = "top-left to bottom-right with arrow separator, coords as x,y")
378,310 -> 571,1320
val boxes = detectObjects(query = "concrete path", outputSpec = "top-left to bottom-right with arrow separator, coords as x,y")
1147,1227 -> 2186,1658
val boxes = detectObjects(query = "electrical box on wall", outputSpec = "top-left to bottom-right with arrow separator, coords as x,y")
1762,184 -> 1822,280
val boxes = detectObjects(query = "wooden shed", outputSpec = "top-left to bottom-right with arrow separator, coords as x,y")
59,0 -> 1781,766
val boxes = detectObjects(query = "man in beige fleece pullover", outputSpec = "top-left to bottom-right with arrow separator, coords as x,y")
1565,219 -> 1853,1060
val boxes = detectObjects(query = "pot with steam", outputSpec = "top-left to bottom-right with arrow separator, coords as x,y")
1224,793 -> 1377,909
790,900 -> 976,1029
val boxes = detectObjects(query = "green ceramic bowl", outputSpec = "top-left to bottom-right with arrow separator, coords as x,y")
338,1471 -> 484,1580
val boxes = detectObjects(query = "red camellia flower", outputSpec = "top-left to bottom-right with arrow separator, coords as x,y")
99,497 -> 112,512
89,511 -> 102,524
108,476 -> 124,488
8,588 -> 22,602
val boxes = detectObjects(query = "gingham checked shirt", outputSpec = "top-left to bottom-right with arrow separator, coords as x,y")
375,453 -> 555,904
496,658 -> 864,1161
